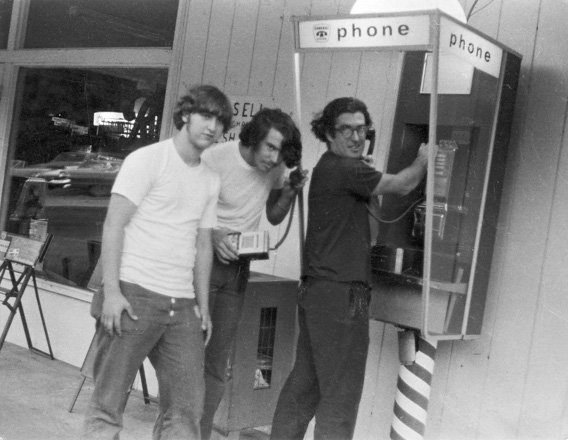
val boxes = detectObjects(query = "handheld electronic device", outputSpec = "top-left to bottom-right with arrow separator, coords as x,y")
228,231 -> 270,260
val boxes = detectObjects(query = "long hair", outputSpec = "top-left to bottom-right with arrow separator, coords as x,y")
239,108 -> 302,168
172,85 -> 233,132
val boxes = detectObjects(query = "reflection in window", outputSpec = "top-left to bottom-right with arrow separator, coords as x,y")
1,67 -> 167,287
255,307 -> 278,390
25,0 -> 178,48
0,0 -> 13,49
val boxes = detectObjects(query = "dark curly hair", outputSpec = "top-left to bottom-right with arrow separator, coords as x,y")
311,97 -> 372,145
239,108 -> 302,168
172,84 -> 232,133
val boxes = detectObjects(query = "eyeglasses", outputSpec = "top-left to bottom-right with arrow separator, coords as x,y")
335,124 -> 369,139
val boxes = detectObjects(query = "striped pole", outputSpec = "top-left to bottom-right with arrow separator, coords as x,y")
390,334 -> 438,440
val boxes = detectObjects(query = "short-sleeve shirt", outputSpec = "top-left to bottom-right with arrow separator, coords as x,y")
111,138 -> 220,298
201,140 -> 285,232
304,151 -> 382,284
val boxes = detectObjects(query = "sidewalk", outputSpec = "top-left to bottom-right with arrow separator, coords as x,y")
0,342 -> 155,440
0,343 -> 269,440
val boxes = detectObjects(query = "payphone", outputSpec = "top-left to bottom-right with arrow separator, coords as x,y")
292,11 -> 521,340
367,45 -> 520,339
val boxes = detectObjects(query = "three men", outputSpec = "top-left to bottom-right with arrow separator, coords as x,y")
83,85 -> 232,439
84,89 -> 430,440
200,108 -> 307,440
271,97 -> 432,440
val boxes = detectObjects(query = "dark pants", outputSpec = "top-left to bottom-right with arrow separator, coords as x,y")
271,277 -> 370,440
83,282 -> 205,440
200,257 -> 250,440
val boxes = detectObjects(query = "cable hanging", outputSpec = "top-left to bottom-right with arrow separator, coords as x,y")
367,197 -> 424,224
270,196 -> 297,251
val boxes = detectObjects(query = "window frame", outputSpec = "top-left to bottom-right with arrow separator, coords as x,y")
0,0 -> 188,294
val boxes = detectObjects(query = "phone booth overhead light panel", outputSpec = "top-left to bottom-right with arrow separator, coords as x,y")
350,0 -> 467,22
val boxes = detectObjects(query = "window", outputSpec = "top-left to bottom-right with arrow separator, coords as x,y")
254,307 -> 278,389
24,0 -> 178,48
2,67 -> 168,287
0,0 -> 13,49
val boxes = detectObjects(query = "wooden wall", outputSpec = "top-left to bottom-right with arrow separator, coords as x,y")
449,1 -> 568,438
175,0 -> 568,438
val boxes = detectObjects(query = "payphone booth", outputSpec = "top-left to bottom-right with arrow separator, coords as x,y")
292,10 -> 521,341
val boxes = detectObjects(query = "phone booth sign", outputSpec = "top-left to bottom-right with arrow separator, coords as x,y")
292,10 -> 521,341
296,14 -> 432,49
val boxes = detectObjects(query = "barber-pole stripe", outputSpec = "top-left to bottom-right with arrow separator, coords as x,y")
395,390 -> 428,423
390,337 -> 437,440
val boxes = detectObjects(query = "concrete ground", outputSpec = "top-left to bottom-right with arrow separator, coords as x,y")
0,342 -> 268,440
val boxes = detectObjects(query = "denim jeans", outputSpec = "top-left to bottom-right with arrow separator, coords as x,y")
271,277 -> 370,440
83,282 -> 206,440
200,257 -> 250,440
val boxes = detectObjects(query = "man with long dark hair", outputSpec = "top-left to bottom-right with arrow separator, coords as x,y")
200,108 -> 308,440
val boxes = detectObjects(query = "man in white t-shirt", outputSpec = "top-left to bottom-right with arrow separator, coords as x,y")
83,85 -> 232,440
200,108 -> 308,440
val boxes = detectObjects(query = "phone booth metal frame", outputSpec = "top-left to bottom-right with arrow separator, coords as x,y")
292,10 -> 521,341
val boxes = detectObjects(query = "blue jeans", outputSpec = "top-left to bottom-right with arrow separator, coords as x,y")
83,282 -> 206,440
200,257 -> 250,440
270,277 -> 370,440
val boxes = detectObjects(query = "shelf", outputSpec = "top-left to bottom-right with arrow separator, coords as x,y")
372,268 -> 467,295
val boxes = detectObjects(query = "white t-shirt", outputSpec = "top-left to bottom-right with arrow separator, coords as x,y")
112,139 -> 220,298
201,140 -> 285,232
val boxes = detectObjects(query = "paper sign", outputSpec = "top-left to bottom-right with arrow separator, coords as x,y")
0,232 -> 11,260
4,235 -> 45,267
218,96 -> 276,143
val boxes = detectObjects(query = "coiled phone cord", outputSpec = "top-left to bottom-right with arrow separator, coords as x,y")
367,197 -> 424,224
269,195 -> 297,251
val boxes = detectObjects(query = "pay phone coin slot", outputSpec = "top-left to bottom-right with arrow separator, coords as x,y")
433,140 -> 458,203
412,140 -> 460,242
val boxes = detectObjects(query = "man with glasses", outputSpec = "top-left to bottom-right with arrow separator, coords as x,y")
271,97 -> 432,440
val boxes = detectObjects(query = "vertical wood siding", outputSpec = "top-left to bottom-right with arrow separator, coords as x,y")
176,0 -> 568,438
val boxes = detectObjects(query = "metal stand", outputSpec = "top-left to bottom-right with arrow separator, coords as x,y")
0,236 -> 54,359
68,333 -> 152,413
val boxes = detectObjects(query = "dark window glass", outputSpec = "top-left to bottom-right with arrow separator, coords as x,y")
0,0 -> 13,49
25,0 -> 178,48
1,67 -> 167,287
255,307 -> 278,389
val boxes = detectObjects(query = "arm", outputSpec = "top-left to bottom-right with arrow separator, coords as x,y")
372,143 -> 432,197
266,168 -> 309,225
193,227 -> 214,345
100,193 -> 139,337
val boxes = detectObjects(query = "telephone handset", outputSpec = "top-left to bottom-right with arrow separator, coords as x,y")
288,165 -> 305,187
366,128 -> 376,156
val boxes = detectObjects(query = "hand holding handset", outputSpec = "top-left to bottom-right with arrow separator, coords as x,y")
288,165 -> 309,190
